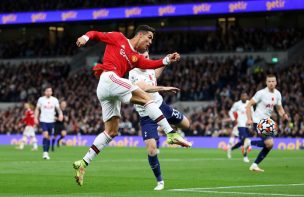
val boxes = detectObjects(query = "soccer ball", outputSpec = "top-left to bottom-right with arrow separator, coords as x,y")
257,118 -> 277,137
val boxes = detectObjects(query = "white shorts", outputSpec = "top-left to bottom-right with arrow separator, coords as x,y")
97,71 -> 138,122
232,126 -> 239,137
23,126 -> 36,137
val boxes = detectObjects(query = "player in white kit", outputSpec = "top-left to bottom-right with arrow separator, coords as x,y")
246,74 -> 289,172
34,87 -> 63,160
129,51 -> 190,190
227,92 -> 251,162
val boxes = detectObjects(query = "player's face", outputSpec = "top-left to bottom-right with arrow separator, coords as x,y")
138,31 -> 154,52
241,93 -> 248,102
44,88 -> 53,97
24,103 -> 29,109
266,77 -> 277,90
60,101 -> 67,109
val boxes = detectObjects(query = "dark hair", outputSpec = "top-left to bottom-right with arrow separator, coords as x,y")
266,74 -> 276,78
134,25 -> 155,35
44,86 -> 52,91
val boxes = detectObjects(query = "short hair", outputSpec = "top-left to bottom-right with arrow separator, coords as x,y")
44,86 -> 52,91
266,74 -> 276,79
134,25 -> 155,35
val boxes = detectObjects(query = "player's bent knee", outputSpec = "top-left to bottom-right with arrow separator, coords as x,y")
106,130 -> 118,138
181,117 -> 191,129
42,132 -> 49,138
264,139 -> 273,149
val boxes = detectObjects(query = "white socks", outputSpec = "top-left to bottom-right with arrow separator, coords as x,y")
144,101 -> 173,134
83,132 -> 112,165
228,136 -> 235,147
31,137 -> 38,150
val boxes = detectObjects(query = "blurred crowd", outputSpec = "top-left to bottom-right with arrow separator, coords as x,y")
1,27 -> 302,59
0,57 -> 303,137
151,27 -> 303,53
1,0 -> 233,13
0,34 -> 78,59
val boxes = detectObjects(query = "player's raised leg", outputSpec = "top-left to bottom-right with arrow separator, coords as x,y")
131,88 -> 191,147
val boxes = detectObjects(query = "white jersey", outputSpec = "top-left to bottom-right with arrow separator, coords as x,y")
37,96 -> 60,123
252,87 -> 282,123
229,100 -> 250,127
129,68 -> 163,117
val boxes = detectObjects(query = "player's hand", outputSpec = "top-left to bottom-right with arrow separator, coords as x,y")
168,52 -> 180,63
160,87 -> 180,94
246,119 -> 253,127
58,114 -> 64,122
76,36 -> 87,47
34,118 -> 39,125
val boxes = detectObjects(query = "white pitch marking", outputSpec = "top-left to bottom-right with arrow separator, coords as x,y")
171,183 -> 304,191
171,190 -> 304,197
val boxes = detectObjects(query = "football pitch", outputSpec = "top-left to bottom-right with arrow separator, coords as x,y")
1,146 -> 304,197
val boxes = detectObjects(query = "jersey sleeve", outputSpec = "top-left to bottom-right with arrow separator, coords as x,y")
252,90 -> 262,104
54,98 -> 60,108
228,103 -> 238,121
85,31 -> 124,44
276,91 -> 282,106
37,98 -> 42,108
134,54 -> 165,69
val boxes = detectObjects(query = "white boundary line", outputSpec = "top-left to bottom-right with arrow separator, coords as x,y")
172,183 -> 304,190
172,190 -> 304,197
170,183 -> 304,197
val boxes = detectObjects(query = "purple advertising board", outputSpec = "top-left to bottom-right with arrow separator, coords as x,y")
0,0 -> 303,25
1,134 -> 303,150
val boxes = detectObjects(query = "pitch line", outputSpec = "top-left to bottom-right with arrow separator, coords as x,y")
171,183 -> 304,191
170,190 -> 304,197
170,183 -> 304,196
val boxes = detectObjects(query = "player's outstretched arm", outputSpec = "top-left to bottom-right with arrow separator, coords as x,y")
135,81 -> 179,93
136,52 -> 181,70
76,31 -> 122,47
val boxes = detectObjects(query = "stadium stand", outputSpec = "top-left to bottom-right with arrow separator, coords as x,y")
1,57 -> 303,137
0,27 -> 302,59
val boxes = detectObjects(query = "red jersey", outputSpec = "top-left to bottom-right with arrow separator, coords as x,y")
85,31 -> 165,77
23,109 -> 35,126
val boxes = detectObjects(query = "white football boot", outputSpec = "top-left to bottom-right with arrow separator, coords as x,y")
249,163 -> 264,172
154,181 -> 164,191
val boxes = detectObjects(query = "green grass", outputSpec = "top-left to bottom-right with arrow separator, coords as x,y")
0,145 -> 304,197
